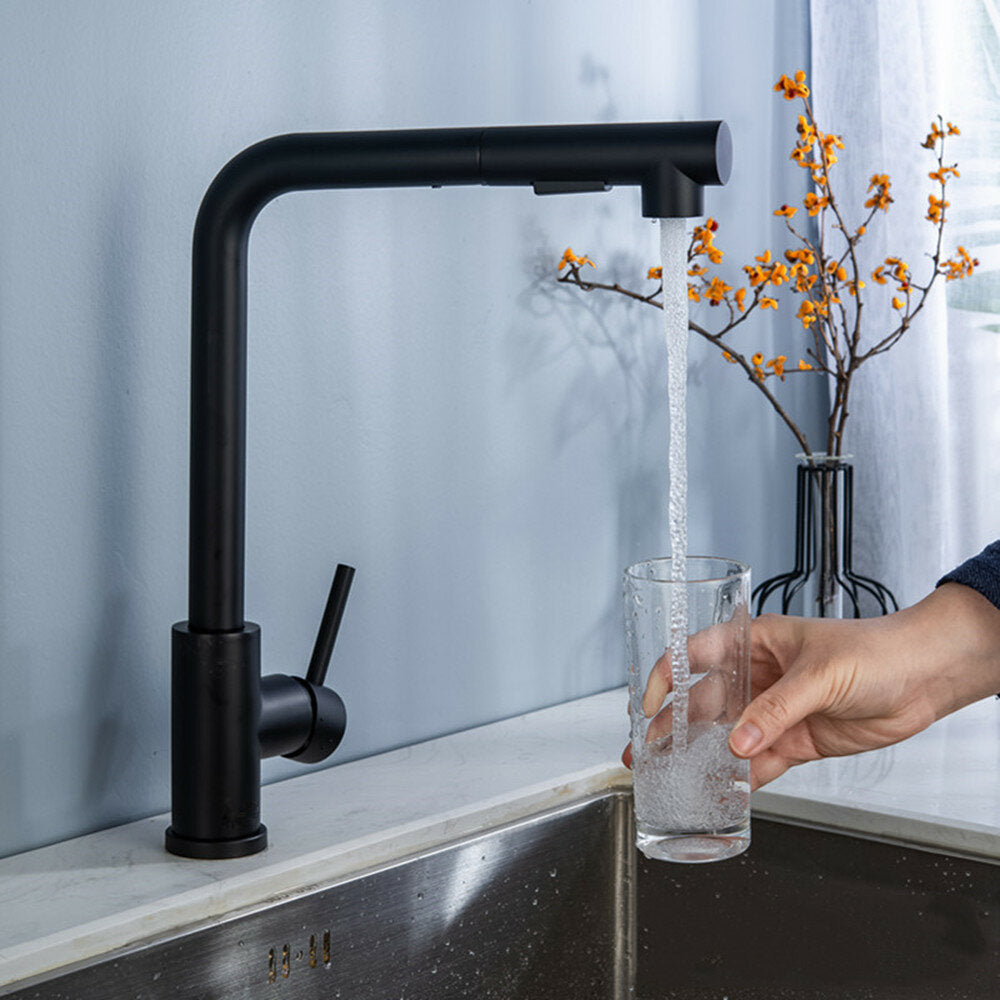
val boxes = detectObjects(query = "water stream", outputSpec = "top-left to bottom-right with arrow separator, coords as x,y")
660,218 -> 690,752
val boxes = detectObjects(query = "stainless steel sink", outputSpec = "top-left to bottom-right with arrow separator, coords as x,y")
5,791 -> 999,999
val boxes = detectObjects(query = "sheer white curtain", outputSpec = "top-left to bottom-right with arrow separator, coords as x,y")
784,1 -> 1000,808
811,0 -> 1000,609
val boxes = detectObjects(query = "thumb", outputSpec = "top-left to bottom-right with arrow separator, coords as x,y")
729,670 -> 824,758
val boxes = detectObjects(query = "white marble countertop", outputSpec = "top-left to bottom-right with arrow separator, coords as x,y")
758,695 -> 1000,858
1,686 -> 998,992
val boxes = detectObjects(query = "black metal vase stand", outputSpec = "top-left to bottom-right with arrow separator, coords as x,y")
752,454 -> 899,618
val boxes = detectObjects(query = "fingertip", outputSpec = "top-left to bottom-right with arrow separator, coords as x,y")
729,721 -> 763,757
748,748 -> 792,791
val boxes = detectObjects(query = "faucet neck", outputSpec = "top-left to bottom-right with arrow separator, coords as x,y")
186,122 -> 731,630
188,130 -> 485,631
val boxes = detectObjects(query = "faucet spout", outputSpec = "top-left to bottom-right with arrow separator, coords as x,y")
168,121 -> 731,859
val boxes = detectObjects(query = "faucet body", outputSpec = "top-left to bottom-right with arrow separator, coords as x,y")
167,122 -> 732,859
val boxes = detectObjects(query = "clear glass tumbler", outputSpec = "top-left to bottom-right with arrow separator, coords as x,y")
624,557 -> 751,863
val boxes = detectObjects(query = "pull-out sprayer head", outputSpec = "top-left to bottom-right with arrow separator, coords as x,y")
481,120 -> 732,217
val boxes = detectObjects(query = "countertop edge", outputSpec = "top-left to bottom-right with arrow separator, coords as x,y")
0,689 -> 631,990
753,789 -> 1000,863
1,766 -> 632,992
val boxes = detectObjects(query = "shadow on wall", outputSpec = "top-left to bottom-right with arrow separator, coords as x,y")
78,166 -> 164,837
514,216 -> 668,682
0,162 -> 23,854
506,50 -> 678,679
0,723 -> 25,852
579,54 -> 619,122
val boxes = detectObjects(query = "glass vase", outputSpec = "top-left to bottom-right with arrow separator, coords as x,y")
752,453 -> 898,618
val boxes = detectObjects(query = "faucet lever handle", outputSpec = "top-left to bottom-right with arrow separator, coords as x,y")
305,563 -> 355,687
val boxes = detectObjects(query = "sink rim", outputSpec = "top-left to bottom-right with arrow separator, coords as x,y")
2,788 -> 636,998
0,687 -> 633,990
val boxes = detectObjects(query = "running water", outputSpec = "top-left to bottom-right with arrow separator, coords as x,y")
660,218 -> 690,752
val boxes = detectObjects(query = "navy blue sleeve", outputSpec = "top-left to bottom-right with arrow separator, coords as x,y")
937,540 -> 1000,609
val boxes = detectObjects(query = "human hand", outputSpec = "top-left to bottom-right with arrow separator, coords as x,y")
624,583 -> 1000,790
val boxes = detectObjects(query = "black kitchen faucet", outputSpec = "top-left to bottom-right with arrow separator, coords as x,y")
167,121 -> 732,858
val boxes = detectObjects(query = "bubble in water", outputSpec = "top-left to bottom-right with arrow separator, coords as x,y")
634,722 -> 748,831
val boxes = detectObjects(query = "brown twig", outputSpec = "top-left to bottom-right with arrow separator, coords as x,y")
557,263 -> 813,454
554,85 -> 975,461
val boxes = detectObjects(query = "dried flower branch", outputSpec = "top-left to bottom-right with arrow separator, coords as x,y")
556,70 -> 978,457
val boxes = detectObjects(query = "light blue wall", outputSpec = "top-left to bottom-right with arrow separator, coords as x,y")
0,1 -> 819,857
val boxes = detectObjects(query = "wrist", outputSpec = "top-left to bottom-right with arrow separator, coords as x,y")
893,582 -> 1000,719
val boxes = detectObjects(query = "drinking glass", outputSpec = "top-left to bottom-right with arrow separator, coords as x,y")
624,557 -> 751,863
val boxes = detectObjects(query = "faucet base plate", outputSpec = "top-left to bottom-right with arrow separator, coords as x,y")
164,825 -> 268,860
